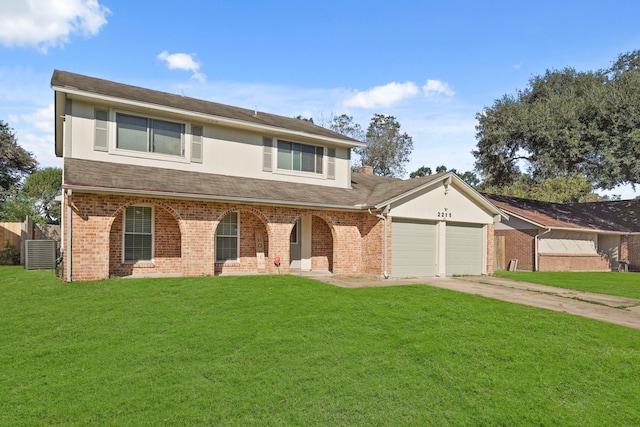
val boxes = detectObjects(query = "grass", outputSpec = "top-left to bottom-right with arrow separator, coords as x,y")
495,271 -> 640,300
1,266 -> 639,426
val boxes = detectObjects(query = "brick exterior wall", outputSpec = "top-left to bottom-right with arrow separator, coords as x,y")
62,192 -> 386,281
494,229 -> 536,271
109,205 -> 182,278
214,209 -> 270,275
495,228 -> 613,272
538,253 -> 611,272
486,223 -> 495,275
360,213 -> 389,276
311,216 -> 333,271
62,192 -> 497,281
625,235 -> 640,271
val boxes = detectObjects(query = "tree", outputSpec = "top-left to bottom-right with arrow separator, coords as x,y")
479,173 -> 601,203
358,114 -> 413,177
409,166 -> 432,178
456,170 -> 481,188
473,50 -> 640,190
22,168 -> 62,223
329,114 -> 365,141
0,168 -> 62,223
0,190 -> 33,222
410,165 -> 481,187
294,115 -> 314,123
0,120 -> 38,200
435,165 -> 448,174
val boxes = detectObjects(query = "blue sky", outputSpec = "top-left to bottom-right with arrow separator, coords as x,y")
2,0 -> 640,197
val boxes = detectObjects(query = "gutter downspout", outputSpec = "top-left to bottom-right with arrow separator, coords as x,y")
534,228 -> 551,272
66,189 -> 72,282
368,206 -> 389,279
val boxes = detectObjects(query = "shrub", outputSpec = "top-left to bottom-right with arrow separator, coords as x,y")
0,239 -> 20,265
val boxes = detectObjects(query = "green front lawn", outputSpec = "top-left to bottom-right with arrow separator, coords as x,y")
1,266 -> 639,426
495,271 -> 640,300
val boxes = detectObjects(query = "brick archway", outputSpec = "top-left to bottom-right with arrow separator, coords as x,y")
107,200 -> 183,278
214,207 -> 270,275
289,211 -> 336,273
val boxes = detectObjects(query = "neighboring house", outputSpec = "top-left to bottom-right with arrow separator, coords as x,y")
488,194 -> 640,272
52,70 -> 506,281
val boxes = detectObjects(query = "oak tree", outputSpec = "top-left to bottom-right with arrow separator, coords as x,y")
0,120 -> 38,199
474,50 -> 640,190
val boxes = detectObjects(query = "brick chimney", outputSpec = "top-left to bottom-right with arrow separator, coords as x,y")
358,165 -> 374,175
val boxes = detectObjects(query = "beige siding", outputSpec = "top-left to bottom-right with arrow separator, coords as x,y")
598,234 -> 620,261
494,216 -> 536,231
67,99 -> 352,189
539,231 -> 597,254
389,180 -> 494,224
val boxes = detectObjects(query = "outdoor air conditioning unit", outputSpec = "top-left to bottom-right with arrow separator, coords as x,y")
24,240 -> 57,270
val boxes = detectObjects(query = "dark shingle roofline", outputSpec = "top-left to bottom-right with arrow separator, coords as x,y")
63,159 -> 504,216
51,70 -> 364,148
487,194 -> 640,233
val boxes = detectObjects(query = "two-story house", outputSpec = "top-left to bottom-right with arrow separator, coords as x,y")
52,70 -> 505,281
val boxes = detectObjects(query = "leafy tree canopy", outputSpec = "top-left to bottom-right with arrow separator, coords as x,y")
479,173 -> 603,203
294,115 -> 314,123
359,114 -> 413,177
474,50 -> 640,190
0,191 -> 34,223
409,166 -> 432,178
329,114 -> 365,141
22,167 -> 62,223
0,168 -> 62,224
410,165 -> 481,188
0,120 -> 38,198
329,114 -> 414,178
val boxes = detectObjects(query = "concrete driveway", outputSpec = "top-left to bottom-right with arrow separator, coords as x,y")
314,274 -> 640,330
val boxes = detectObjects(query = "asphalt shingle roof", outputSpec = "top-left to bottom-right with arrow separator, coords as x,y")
487,194 -> 640,233
51,70 -> 360,145
64,158 -> 446,210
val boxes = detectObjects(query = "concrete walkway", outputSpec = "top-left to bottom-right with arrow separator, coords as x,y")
314,274 -> 640,330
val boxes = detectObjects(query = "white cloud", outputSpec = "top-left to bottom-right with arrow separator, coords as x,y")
158,51 -> 206,83
422,79 -> 455,97
16,129 -> 61,169
6,104 -> 58,168
343,82 -> 419,109
0,0 -> 110,51
10,104 -> 55,133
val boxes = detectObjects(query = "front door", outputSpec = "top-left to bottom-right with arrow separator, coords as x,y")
289,217 -> 312,270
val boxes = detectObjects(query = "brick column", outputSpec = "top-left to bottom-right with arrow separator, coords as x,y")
268,221 -> 292,274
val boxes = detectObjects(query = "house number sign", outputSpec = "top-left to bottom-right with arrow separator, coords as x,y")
436,208 -> 452,218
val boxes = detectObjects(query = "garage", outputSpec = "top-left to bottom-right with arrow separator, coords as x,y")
391,219 -> 436,277
445,223 -> 484,276
384,172 -> 504,278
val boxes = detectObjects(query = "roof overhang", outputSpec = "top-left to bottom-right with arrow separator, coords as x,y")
501,209 -> 632,235
54,90 -> 66,157
62,183 -> 365,212
52,85 -> 365,149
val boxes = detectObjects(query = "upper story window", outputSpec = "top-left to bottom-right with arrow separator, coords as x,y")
277,140 -> 323,174
116,113 -> 185,157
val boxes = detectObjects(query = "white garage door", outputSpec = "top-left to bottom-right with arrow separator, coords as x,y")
446,223 -> 484,276
391,220 -> 436,277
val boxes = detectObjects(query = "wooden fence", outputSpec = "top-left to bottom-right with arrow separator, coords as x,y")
0,219 -> 60,265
